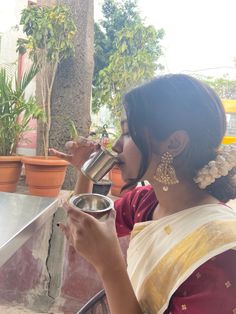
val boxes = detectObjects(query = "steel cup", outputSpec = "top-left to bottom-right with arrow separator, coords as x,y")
69,193 -> 113,219
81,148 -> 118,182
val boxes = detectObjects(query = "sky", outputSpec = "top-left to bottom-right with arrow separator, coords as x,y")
0,0 -> 17,33
95,0 -> 236,78
1,0 -> 236,78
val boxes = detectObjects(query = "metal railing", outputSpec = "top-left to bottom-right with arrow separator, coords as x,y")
77,289 -> 109,314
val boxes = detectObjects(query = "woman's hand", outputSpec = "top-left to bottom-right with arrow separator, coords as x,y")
59,203 -> 143,314
49,137 -> 100,171
58,203 -> 122,275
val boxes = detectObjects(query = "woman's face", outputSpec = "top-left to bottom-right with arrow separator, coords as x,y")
112,119 -> 142,182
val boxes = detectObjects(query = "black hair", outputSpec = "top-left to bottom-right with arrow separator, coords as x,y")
122,74 -> 236,202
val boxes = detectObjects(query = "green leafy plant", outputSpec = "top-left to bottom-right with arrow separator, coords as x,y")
68,119 -> 79,141
93,0 -> 164,122
17,5 -> 77,157
0,64 -> 43,155
94,24 -> 164,124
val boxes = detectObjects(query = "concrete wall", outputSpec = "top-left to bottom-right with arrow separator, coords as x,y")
0,190 -> 129,313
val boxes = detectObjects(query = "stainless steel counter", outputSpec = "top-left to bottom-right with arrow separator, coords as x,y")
0,192 -> 58,268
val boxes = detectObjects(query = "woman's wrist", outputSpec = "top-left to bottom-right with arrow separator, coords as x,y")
96,241 -> 126,281
74,170 -> 93,194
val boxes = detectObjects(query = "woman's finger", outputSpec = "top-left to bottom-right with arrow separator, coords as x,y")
63,201 -> 93,223
57,223 -> 70,240
49,148 -> 72,161
75,137 -> 101,150
65,141 -> 80,151
107,208 -> 116,220
58,222 -> 79,248
68,207 -> 97,224
106,209 -> 116,227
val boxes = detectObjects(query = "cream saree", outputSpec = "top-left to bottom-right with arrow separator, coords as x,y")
127,204 -> 236,314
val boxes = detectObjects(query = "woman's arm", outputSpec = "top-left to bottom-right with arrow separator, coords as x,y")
99,253 -> 143,314
74,170 -> 92,194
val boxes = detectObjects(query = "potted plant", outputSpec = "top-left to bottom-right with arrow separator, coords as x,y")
17,5 -> 77,197
0,64 -> 43,192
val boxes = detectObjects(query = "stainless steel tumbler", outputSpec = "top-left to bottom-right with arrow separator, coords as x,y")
81,148 -> 119,182
69,193 -> 113,219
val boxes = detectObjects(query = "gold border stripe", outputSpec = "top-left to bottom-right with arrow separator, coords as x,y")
138,220 -> 236,313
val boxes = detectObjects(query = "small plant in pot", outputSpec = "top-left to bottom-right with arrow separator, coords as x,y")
0,64 -> 43,192
17,5 -> 77,197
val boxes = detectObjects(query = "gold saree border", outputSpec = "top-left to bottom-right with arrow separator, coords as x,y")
137,220 -> 236,314
131,222 -> 149,239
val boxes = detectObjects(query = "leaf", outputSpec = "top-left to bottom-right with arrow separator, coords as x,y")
93,1 -> 165,121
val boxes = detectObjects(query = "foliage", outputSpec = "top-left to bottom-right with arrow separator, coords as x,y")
93,0 -> 164,122
94,22 -> 164,121
17,5 -> 77,157
197,74 -> 236,99
0,64 -> 43,155
101,0 -> 141,42
68,119 -> 79,141
17,5 -> 76,64
94,0 -> 141,83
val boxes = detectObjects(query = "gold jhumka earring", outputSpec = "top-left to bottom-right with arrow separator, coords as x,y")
154,152 -> 179,191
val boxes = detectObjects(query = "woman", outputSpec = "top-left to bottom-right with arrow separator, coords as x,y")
51,74 -> 236,314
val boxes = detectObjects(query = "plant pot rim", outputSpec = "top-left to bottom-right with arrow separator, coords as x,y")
21,156 -> 69,166
0,156 -> 22,162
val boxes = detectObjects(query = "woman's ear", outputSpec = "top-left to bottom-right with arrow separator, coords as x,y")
166,130 -> 189,157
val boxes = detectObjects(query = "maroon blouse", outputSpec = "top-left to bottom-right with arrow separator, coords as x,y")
115,185 -> 157,237
114,186 -> 236,313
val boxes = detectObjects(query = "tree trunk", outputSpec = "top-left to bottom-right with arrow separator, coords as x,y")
49,0 -> 94,189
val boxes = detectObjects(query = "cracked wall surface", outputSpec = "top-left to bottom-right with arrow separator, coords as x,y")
0,199 -> 129,313
0,216 -> 54,312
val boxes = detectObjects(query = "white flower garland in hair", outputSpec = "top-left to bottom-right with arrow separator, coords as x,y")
193,144 -> 236,189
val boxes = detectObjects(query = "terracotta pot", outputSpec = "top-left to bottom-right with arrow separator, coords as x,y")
109,166 -> 126,197
22,156 -> 69,197
0,156 -> 22,192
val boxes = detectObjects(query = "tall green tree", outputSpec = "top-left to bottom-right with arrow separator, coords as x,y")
95,24 -> 164,118
93,0 -> 164,120
94,0 -> 141,85
17,4 -> 77,157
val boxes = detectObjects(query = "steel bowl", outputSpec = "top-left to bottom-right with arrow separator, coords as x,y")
69,193 -> 113,219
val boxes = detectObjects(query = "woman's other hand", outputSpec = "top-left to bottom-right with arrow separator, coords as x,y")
58,203 -> 121,275
49,137 -> 100,171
